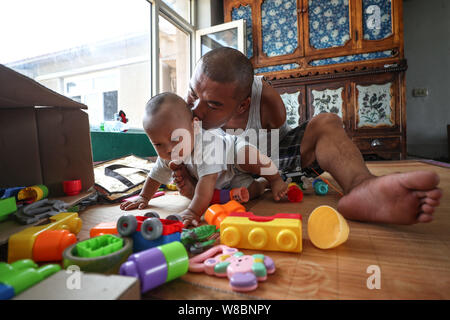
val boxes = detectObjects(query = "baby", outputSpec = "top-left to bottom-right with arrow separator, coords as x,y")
120,92 -> 288,226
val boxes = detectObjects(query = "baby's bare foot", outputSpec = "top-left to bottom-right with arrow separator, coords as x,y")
337,170 -> 442,224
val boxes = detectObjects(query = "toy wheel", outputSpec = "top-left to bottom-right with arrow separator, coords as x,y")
141,218 -> 163,241
117,215 -> 138,236
166,214 -> 183,222
144,211 -> 160,219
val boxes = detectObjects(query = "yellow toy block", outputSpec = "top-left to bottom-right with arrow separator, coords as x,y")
8,212 -> 82,263
220,212 -> 302,253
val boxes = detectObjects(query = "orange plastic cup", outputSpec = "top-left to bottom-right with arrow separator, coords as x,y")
204,200 -> 246,229
33,229 -> 77,262
307,205 -> 349,249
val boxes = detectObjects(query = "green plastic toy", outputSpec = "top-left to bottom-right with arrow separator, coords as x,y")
0,197 -> 17,222
0,259 -> 61,296
76,234 -> 124,258
181,225 -> 219,254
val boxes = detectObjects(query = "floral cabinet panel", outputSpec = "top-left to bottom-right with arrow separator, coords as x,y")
356,82 -> 394,128
307,82 -> 348,123
274,85 -> 307,128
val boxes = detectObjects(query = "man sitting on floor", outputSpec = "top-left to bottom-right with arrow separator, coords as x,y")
171,47 -> 442,226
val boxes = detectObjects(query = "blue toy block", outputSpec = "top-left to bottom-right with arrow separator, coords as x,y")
0,283 -> 15,300
131,232 -> 181,253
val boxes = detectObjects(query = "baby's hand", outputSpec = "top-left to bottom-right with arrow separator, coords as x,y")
179,209 -> 201,228
120,195 -> 149,211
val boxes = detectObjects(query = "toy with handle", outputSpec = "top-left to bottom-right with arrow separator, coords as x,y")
189,245 -> 275,292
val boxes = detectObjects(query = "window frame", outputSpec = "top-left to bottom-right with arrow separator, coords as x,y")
149,0 -> 196,97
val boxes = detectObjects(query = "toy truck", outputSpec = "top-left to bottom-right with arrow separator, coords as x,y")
117,212 -> 184,252
220,212 -> 303,253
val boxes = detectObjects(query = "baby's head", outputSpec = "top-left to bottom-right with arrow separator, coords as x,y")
143,92 -> 196,162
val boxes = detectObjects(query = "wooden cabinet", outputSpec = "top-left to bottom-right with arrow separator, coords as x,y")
224,0 -> 407,160
224,0 -> 404,76
270,68 -> 407,160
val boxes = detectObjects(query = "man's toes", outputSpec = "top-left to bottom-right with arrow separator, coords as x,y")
420,197 -> 440,207
427,188 -> 443,200
417,213 -> 433,223
420,203 -> 435,215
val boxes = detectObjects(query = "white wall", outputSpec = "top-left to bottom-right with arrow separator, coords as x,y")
404,0 -> 450,160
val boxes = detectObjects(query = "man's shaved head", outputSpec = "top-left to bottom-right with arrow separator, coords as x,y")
197,47 -> 254,100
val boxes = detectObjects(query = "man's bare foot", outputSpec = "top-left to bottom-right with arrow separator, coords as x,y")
337,171 -> 442,225
169,162 -> 197,199
269,176 -> 289,201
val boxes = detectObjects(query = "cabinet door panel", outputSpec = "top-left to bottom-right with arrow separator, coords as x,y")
260,0 -> 299,58
352,73 -> 400,133
305,0 -> 353,55
362,0 -> 393,41
307,82 -> 349,126
274,86 -> 306,128
231,4 -> 255,59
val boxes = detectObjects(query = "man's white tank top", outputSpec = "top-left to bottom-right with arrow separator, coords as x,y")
219,75 -> 291,161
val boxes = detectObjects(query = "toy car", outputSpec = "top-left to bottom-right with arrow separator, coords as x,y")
117,212 -> 184,252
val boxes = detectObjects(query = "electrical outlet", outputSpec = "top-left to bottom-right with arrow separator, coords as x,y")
412,88 -> 429,97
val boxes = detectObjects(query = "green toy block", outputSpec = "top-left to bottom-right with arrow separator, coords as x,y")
0,259 -> 60,295
76,235 -> 124,258
0,197 -> 17,222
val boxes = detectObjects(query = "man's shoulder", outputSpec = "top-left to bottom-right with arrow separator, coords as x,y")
260,79 -> 286,129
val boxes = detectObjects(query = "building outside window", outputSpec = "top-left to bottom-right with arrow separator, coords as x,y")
0,0 -> 195,130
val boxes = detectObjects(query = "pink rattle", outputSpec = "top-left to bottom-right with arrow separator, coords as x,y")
189,245 -> 275,292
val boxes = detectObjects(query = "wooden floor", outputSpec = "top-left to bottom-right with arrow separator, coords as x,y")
77,160 -> 450,300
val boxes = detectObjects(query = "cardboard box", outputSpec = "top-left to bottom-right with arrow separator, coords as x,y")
13,270 -> 140,300
0,64 -> 94,196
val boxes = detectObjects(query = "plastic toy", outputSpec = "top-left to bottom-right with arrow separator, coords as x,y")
312,178 -> 329,195
76,234 -> 123,258
63,235 -> 133,274
0,186 -> 25,199
0,197 -> 17,222
63,180 -> 82,196
120,241 -> 189,293
90,221 -> 118,238
8,211 -> 82,263
204,200 -> 246,229
307,205 -> 349,249
117,212 -> 184,252
189,245 -> 275,292
17,185 -> 48,203
210,187 -> 249,204
32,229 -> 77,262
287,183 -> 303,202
0,259 -> 61,299
166,184 -> 178,191
181,225 -> 219,254
220,211 -> 303,253
14,198 -> 69,225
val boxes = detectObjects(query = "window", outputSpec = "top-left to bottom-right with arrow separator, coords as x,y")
195,19 -> 247,62
159,15 -> 191,98
0,0 -> 196,130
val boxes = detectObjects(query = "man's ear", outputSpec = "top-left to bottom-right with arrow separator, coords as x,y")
237,96 -> 251,114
